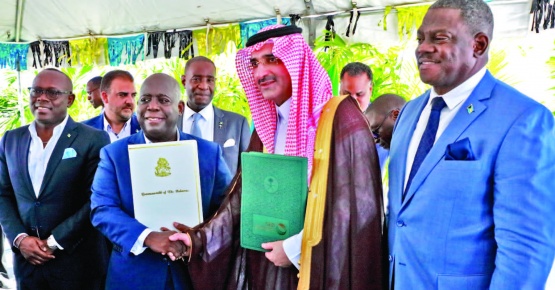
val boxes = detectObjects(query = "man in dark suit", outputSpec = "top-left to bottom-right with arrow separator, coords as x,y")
178,56 -> 250,176
83,70 -> 141,142
388,0 -> 555,288
91,73 -> 232,290
86,76 -> 104,110
0,68 -> 110,290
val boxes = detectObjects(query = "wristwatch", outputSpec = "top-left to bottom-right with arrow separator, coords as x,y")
46,236 -> 58,250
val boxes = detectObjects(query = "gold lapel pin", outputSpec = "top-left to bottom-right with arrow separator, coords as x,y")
67,133 -> 71,138
218,121 -> 223,129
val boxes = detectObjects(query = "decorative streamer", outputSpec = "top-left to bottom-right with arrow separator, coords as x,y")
42,40 -> 71,67
345,9 -> 361,37
289,14 -> 301,26
164,30 -> 177,59
0,43 -> 29,70
146,31 -> 164,58
68,38 -> 108,66
239,18 -> 291,47
194,24 -> 241,55
30,41 -> 41,68
177,30 -> 194,59
107,34 -> 145,66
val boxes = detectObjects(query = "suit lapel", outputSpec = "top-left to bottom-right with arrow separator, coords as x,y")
18,129 -> 36,197
130,115 -> 141,135
402,72 -> 496,205
213,106 -> 226,145
39,117 -> 79,196
390,93 -> 430,207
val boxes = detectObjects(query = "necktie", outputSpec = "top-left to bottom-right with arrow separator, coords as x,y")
404,97 -> 446,197
190,113 -> 202,138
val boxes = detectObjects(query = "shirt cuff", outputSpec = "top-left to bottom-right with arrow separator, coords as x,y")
47,235 -> 64,250
283,229 -> 303,270
130,228 -> 152,255
13,233 -> 29,247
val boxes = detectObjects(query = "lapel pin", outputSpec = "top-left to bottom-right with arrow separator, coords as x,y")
218,121 -> 223,129
67,133 -> 71,138
467,104 -> 474,114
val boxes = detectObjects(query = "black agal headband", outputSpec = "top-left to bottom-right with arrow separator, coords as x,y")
245,25 -> 303,47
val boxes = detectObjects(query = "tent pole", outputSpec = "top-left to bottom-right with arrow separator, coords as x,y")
304,0 -> 316,48
15,0 -> 25,124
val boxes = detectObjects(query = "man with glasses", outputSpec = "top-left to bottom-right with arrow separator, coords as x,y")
83,70 -> 141,143
90,73 -> 231,290
178,56 -> 251,176
0,68 -> 110,289
365,94 -> 406,150
169,25 -> 385,289
86,76 -> 103,110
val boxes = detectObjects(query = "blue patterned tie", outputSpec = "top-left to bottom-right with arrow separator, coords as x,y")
190,113 -> 202,138
404,97 -> 446,198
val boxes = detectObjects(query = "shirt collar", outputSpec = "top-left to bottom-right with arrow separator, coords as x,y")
276,98 -> 291,124
429,67 -> 487,110
144,129 -> 181,144
103,113 -> 132,131
29,113 -> 69,138
184,102 -> 214,121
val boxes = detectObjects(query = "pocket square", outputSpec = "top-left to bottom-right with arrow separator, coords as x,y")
62,148 -> 77,159
445,138 -> 475,161
223,138 -> 236,148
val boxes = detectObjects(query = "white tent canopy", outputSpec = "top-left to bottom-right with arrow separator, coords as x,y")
0,0 -> 535,44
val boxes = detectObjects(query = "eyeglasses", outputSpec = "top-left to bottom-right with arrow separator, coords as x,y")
371,110 -> 395,140
29,87 -> 72,100
86,87 -> 99,95
248,55 -> 282,70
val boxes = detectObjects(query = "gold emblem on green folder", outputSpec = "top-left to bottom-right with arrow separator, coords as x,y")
154,158 -> 171,177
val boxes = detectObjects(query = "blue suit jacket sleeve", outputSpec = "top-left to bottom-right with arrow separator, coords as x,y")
90,146 -> 148,254
209,144 -> 232,215
490,105 -> 555,288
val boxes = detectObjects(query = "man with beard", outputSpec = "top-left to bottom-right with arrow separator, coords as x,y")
83,70 -> 141,142
169,25 -> 385,290
387,0 -> 555,288
365,94 -> 406,150
0,68 -> 110,289
91,73 -> 231,290
178,56 -> 251,176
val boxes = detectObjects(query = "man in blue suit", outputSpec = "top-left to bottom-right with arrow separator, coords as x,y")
0,68 -> 110,289
388,0 -> 555,289
83,70 -> 141,142
91,73 -> 232,290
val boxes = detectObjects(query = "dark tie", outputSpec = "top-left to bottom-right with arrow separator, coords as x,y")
404,97 -> 446,197
190,113 -> 202,138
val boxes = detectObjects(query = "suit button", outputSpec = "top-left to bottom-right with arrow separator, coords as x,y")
396,220 -> 405,227
35,202 -> 40,207
388,255 -> 393,262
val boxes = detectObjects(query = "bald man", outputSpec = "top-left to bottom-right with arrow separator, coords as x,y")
91,73 -> 231,290
365,94 -> 406,150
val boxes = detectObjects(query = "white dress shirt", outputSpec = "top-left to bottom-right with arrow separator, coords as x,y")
130,130 -> 181,255
270,98 -> 303,269
21,114 -> 70,249
103,113 -> 133,143
183,103 -> 215,141
404,67 -> 487,190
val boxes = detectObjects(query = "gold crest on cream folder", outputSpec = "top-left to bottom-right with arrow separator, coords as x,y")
128,140 -> 203,231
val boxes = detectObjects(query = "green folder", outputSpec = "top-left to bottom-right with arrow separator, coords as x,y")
240,152 -> 308,252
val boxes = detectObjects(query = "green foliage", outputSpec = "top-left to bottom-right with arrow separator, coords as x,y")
313,32 -> 412,101
547,39 -> 555,94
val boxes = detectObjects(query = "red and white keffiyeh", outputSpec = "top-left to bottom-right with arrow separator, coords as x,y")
236,25 -> 332,176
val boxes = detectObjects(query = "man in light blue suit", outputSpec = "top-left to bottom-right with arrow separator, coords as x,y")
90,73 -> 232,290
388,0 -> 555,289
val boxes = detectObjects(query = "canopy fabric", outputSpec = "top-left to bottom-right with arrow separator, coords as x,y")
0,0 -> 534,45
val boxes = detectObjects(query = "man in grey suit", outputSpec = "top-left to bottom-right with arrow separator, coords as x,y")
179,56 -> 251,176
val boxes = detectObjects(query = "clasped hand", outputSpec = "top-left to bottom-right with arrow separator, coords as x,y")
144,230 -> 188,260
19,236 -> 55,265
